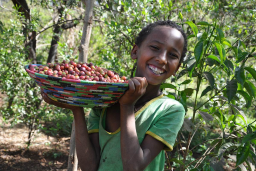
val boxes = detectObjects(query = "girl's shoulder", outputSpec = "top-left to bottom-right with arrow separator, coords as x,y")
156,95 -> 184,107
143,94 -> 185,115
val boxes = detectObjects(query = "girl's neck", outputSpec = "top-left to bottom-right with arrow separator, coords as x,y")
135,84 -> 162,105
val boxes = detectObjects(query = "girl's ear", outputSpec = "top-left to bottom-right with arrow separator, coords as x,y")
131,45 -> 139,59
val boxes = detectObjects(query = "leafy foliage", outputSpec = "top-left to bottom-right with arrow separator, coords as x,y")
0,0 -> 256,170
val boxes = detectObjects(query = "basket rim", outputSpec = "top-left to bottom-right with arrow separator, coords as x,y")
25,64 -> 129,86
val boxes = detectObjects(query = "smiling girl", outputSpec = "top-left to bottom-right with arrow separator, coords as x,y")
41,20 -> 188,171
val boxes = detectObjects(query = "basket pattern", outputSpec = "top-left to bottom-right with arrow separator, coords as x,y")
25,64 -> 128,108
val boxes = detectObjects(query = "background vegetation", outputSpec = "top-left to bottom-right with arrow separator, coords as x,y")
0,0 -> 255,170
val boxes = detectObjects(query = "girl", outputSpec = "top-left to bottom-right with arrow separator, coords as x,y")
41,20 -> 187,171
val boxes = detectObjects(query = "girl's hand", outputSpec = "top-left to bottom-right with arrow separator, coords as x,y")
40,88 -> 82,112
119,77 -> 148,106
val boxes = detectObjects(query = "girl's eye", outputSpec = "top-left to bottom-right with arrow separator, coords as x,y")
169,53 -> 178,59
150,46 -> 159,50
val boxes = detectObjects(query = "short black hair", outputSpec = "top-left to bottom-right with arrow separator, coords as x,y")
135,20 -> 188,63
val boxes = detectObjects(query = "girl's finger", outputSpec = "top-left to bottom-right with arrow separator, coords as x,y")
126,79 -> 135,94
133,77 -> 147,89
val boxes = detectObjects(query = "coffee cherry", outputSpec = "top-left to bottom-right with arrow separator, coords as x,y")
28,60 -> 128,83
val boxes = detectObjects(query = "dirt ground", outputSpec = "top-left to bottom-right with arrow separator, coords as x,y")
0,93 -> 80,171
0,120 -> 71,171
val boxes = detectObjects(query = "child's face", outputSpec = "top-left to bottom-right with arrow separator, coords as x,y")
132,26 -> 184,85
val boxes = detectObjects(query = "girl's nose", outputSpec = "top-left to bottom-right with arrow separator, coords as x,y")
157,51 -> 168,64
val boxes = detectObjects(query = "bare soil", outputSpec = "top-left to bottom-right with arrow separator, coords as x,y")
0,118 -> 73,171
0,93 -> 78,171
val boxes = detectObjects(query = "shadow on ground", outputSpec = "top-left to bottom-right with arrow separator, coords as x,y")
0,117 -> 75,171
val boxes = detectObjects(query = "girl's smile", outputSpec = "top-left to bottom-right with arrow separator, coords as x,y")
148,64 -> 165,75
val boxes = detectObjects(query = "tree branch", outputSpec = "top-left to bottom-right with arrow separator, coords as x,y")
37,18 -> 82,36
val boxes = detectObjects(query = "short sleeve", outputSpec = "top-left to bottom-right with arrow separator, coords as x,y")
146,101 -> 185,151
87,108 -> 102,134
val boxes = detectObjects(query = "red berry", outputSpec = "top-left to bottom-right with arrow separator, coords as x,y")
107,70 -> 114,77
80,67 -> 86,72
121,76 -> 127,80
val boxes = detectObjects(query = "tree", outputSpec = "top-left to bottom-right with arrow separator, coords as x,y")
0,0 -> 255,170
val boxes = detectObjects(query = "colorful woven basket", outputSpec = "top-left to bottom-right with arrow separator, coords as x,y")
25,64 -> 129,108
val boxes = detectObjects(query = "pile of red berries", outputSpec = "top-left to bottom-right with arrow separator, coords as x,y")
28,60 -> 127,83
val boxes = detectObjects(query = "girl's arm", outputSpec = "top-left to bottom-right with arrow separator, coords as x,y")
119,78 -> 165,171
72,107 -> 101,171
41,91 -> 100,171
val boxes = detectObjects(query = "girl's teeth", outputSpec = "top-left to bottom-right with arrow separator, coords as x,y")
149,65 -> 164,74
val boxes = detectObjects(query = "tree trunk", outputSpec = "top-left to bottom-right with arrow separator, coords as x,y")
11,0 -> 36,62
47,6 -> 65,63
68,121 -> 77,171
78,0 -> 95,62
68,0 -> 95,170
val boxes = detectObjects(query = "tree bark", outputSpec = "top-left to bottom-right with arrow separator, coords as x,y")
11,0 -> 36,63
78,0 -> 95,62
68,121 -> 77,171
47,6 -> 65,63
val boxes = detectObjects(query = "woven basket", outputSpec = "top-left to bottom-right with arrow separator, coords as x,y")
25,64 -> 128,108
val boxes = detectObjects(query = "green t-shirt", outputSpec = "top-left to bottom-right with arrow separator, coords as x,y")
87,94 -> 185,171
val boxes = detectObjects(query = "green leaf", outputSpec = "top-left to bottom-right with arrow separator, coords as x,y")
226,79 -> 238,103
244,81 -> 256,98
187,62 -> 198,78
218,142 -> 238,158
180,91 -> 187,112
251,47 -> 256,53
224,59 -> 234,71
182,118 -> 194,132
236,52 -> 249,63
244,67 -> 256,81
222,40 -> 232,48
198,111 -> 213,121
187,34 -> 195,39
194,41 -> 204,62
160,83 -> 176,90
198,32 -> 208,41
203,72 -> 215,88
232,47 -> 238,58
235,67 -> 245,86
237,90 -> 252,108
176,69 -> 188,80
180,79 -> 192,85
230,104 -> 247,124
217,28 -> 224,41
207,54 -> 221,63
196,21 -> 211,26
213,41 -> 224,62
242,132 -> 256,143
167,93 -> 175,99
169,158 -> 184,165
183,88 -> 194,96
168,0 -> 173,9
186,21 -> 198,36
222,46 -> 226,61
239,41 -> 247,49
250,150 -> 256,163
205,57 -> 216,66
236,142 -> 250,166
178,12 -> 183,20
200,86 -> 212,97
